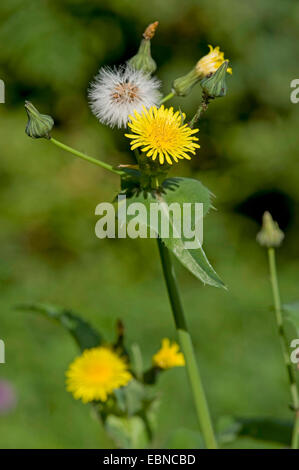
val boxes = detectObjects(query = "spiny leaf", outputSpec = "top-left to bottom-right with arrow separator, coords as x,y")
117,177 -> 224,288
237,417 -> 292,446
217,416 -> 292,446
18,302 -> 101,351
105,415 -> 149,449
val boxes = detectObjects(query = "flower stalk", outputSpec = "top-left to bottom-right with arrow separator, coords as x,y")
157,237 -> 217,449
49,137 -> 124,176
160,91 -> 175,104
189,93 -> 211,128
267,247 -> 299,449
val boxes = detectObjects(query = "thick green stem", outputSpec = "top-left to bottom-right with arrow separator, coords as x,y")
160,91 -> 175,104
50,137 -> 124,176
268,247 -> 299,449
157,238 -> 217,449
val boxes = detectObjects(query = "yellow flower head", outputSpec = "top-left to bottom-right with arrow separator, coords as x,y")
66,347 -> 132,403
125,105 -> 200,165
152,338 -> 185,369
196,45 -> 232,77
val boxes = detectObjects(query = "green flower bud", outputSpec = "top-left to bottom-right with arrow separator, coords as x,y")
128,39 -> 157,75
172,68 -> 199,97
256,211 -> 285,248
25,101 -> 54,139
128,21 -> 158,75
172,45 -> 232,98
200,61 -> 228,98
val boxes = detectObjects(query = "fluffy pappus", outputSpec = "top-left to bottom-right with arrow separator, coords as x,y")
88,65 -> 161,129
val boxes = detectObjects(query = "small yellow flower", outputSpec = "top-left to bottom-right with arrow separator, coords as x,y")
196,45 -> 232,77
66,347 -> 132,403
125,105 -> 200,165
152,338 -> 185,369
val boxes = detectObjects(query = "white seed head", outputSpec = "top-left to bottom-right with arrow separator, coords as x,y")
88,65 -> 161,129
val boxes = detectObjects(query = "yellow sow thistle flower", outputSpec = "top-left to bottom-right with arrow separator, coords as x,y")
152,338 -> 185,369
66,347 -> 132,403
196,45 -> 232,77
125,105 -> 200,165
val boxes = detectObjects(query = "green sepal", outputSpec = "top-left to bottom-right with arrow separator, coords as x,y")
200,61 -> 228,98
128,39 -> 157,75
172,68 -> 200,97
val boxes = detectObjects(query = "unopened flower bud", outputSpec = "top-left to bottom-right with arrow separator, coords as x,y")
172,68 -> 199,97
256,211 -> 285,248
200,61 -> 228,98
25,101 -> 54,139
172,45 -> 232,97
128,21 -> 158,75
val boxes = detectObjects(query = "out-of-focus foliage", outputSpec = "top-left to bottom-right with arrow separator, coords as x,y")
0,0 -> 299,449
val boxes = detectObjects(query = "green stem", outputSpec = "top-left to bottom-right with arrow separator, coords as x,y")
292,411 -> 299,450
50,137 -> 124,176
160,91 -> 175,104
267,247 -> 299,449
157,238 -> 217,449
189,93 -> 211,128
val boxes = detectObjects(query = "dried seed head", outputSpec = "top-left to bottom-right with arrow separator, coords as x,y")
89,65 -> 161,128
111,83 -> 140,104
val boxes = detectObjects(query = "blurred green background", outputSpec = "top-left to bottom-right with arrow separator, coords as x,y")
0,0 -> 299,449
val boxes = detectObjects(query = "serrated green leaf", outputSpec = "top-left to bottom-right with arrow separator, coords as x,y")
124,380 -> 147,416
217,416 -> 292,446
217,417 -> 242,445
236,417 -> 292,446
18,302 -> 101,351
117,177 -> 224,288
114,379 -> 156,417
162,177 -> 212,217
105,415 -> 149,449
